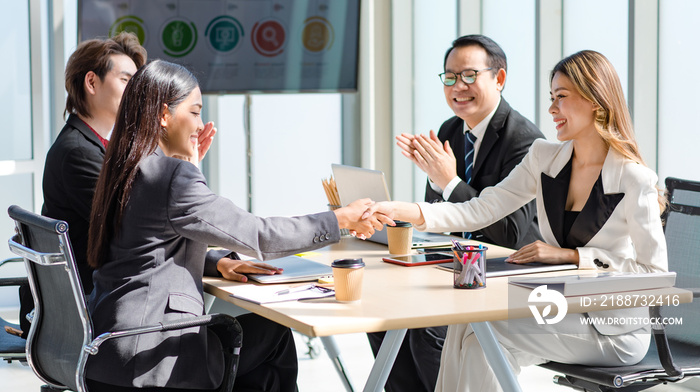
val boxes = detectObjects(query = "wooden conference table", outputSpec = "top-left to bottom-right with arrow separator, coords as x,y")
203,238 -> 693,392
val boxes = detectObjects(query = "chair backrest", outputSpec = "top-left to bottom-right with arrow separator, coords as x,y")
661,177 -> 700,346
7,205 -> 91,392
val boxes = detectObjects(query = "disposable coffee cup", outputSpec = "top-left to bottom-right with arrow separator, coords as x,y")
331,258 -> 365,302
386,221 -> 413,255
453,247 -> 487,289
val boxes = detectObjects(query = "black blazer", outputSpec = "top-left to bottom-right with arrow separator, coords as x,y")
41,114 -> 106,293
425,99 -> 544,249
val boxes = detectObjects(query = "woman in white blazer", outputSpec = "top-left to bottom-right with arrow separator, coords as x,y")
85,60 -> 390,392
363,50 -> 667,391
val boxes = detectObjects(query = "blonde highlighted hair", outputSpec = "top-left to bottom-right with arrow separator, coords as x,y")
550,50 -> 666,211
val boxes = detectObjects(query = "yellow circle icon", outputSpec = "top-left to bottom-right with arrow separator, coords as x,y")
302,17 -> 334,53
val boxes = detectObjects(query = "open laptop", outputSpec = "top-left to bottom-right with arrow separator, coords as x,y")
331,164 -> 461,248
247,255 -> 332,284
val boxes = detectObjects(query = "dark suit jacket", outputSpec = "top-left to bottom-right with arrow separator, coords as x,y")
426,99 -> 544,249
86,148 -> 340,389
41,114 -> 105,293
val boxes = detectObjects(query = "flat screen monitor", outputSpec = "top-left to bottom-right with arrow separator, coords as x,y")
78,0 -> 360,93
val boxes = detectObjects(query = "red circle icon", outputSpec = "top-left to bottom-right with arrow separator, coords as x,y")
252,19 -> 286,57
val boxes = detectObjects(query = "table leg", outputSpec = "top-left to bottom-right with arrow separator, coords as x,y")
320,336 -> 355,392
471,321 -> 522,392
363,328 -> 407,392
203,292 -> 216,313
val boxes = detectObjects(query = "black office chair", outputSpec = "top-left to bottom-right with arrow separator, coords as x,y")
540,177 -> 700,391
0,257 -> 28,364
7,205 -> 243,392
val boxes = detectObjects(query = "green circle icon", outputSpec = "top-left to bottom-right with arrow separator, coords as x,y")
109,16 -> 146,44
161,20 -> 197,57
205,16 -> 244,53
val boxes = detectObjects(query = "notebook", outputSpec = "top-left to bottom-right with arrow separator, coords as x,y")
246,255 -> 333,284
331,164 -> 459,248
437,257 -> 578,278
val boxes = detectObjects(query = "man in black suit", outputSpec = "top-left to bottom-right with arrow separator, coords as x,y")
41,32 -> 147,294
13,33 -> 147,339
368,35 -> 544,392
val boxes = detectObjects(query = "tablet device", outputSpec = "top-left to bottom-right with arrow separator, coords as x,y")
382,253 -> 453,267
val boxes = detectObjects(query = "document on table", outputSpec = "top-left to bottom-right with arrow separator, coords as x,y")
230,284 -> 335,304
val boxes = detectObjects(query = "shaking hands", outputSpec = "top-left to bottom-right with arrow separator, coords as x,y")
333,198 -> 395,239
334,199 -> 425,239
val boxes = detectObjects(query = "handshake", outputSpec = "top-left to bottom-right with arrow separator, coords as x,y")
332,199 -> 397,239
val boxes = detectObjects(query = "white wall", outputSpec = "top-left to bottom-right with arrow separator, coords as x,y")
410,0 -> 457,201
658,0 -> 700,184
563,0 -> 629,97
483,0 -> 536,124
249,94 -> 342,217
211,93 -> 342,218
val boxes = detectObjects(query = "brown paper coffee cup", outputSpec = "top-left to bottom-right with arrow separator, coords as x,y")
331,258 -> 365,302
386,221 -> 413,255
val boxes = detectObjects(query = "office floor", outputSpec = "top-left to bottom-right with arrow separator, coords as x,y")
2,307 -> 700,391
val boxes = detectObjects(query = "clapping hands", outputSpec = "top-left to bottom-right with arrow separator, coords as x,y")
397,130 -> 457,190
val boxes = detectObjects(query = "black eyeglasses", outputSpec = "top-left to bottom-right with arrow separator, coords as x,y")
439,68 -> 493,86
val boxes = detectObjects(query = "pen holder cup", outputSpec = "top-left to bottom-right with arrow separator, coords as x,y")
328,204 -> 351,237
453,247 -> 487,289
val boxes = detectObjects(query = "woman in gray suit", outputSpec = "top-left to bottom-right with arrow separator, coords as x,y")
85,59 -> 388,391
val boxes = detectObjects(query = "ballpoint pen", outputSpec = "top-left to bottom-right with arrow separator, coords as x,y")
274,284 -> 315,296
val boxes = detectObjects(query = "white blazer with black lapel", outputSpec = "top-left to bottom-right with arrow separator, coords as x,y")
416,139 -> 668,335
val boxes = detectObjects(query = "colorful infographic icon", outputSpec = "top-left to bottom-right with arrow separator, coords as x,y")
109,15 -> 147,44
205,16 -> 245,54
251,19 -> 286,57
302,16 -> 334,53
160,18 -> 197,57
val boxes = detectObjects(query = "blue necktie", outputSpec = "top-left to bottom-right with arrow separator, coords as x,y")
464,131 -> 476,184
463,131 -> 476,239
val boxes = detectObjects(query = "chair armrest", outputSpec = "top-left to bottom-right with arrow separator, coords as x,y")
0,257 -> 23,268
84,313 -> 240,355
0,258 -> 29,287
649,306 -> 683,378
0,277 -> 29,287
80,313 -> 242,392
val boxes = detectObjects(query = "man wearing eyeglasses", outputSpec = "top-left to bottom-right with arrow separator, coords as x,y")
367,35 -> 544,392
